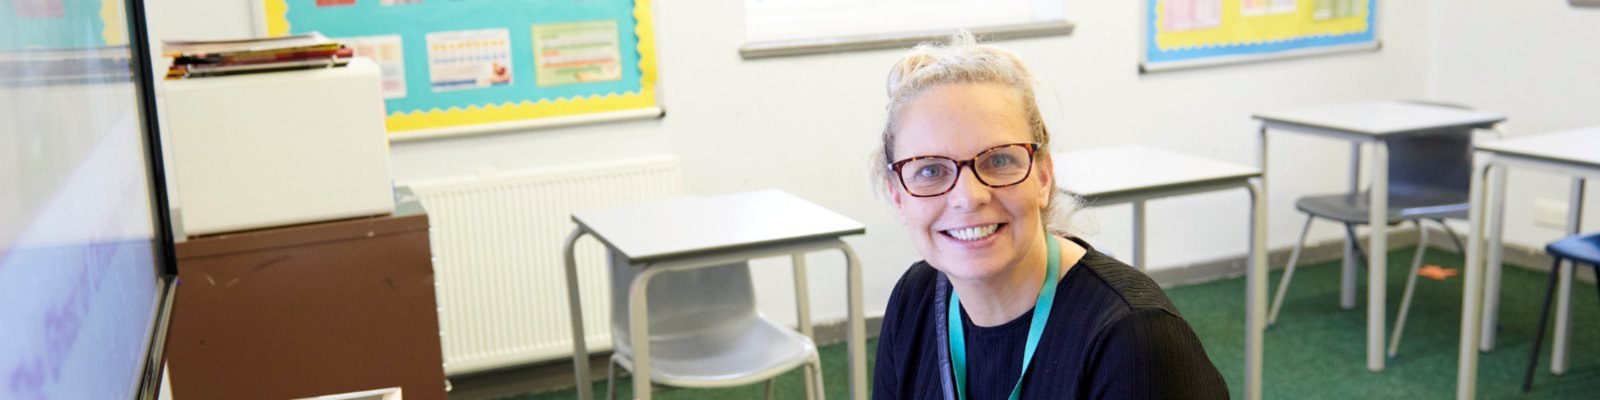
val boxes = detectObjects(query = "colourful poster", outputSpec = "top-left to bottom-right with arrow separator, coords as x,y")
532,20 -> 622,87
339,34 -> 408,99
1163,0 -> 1221,32
15,0 -> 65,18
1241,0 -> 1295,16
1314,0 -> 1360,20
426,28 -> 512,92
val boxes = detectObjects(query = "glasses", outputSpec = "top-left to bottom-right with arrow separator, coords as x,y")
889,143 -> 1041,197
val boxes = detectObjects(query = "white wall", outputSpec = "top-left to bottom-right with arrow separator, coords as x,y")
146,0 -> 1438,326
1426,1 -> 1600,250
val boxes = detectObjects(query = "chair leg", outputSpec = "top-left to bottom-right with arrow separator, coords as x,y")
1345,223 -> 1369,267
808,354 -> 826,400
606,355 -> 619,400
1523,258 -> 1566,392
764,378 -> 776,400
1269,214 -> 1316,326
1388,221 -> 1428,357
1434,218 -> 1468,255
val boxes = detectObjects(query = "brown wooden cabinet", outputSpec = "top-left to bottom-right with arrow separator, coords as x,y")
165,214 -> 445,400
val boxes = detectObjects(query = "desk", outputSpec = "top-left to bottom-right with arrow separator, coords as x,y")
1456,127 -> 1600,399
562,189 -> 868,400
1055,145 -> 1267,400
1254,100 -> 1506,372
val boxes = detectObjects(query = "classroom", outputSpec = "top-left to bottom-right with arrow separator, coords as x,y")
2,0 -> 1598,399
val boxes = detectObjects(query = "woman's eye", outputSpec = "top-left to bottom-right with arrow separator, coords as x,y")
917,166 -> 944,178
988,155 -> 1014,168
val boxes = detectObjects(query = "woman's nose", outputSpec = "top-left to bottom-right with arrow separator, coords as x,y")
945,166 -> 990,211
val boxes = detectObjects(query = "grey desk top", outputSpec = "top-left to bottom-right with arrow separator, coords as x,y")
1476,126 -> 1600,168
1054,145 -> 1259,201
572,189 -> 866,263
1253,100 -> 1505,136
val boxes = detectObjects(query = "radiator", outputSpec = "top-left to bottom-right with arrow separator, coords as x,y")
400,156 -> 682,375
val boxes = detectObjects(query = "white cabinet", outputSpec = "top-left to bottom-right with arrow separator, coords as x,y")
164,58 -> 393,236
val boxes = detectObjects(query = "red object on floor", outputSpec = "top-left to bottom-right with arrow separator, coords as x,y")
1419,265 -> 1459,280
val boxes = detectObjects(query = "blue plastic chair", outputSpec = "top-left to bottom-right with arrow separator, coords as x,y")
1523,232 -> 1600,392
1267,129 -> 1474,358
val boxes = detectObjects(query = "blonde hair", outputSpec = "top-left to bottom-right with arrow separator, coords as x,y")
873,31 -> 1081,237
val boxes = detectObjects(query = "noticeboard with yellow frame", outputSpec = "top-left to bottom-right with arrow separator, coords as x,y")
1144,0 -> 1378,72
260,0 -> 660,141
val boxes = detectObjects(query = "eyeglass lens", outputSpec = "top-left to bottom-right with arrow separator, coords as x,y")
899,145 -> 1032,196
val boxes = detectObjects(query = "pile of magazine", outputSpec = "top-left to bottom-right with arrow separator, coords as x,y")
164,32 -> 349,80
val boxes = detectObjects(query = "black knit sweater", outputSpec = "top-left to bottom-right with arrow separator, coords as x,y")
872,238 -> 1229,400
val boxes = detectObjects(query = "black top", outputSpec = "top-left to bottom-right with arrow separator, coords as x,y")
873,238 -> 1228,400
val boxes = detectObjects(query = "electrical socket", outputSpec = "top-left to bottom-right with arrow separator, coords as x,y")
1534,198 -> 1569,230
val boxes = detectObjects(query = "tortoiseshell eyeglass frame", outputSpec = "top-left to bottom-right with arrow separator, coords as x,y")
888,142 -> 1042,198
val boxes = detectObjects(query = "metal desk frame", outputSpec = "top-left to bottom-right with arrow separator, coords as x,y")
1257,117 -> 1501,373
1456,151 -> 1595,399
561,230 -> 869,400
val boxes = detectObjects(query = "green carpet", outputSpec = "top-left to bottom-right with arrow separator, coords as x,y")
502,247 -> 1598,399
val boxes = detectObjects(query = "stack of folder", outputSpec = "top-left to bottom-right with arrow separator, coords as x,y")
164,32 -> 350,80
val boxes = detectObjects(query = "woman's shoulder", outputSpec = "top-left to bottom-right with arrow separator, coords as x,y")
1067,242 -> 1183,320
884,261 -> 940,315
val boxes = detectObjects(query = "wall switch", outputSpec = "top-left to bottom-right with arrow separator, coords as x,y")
1534,198 -> 1569,230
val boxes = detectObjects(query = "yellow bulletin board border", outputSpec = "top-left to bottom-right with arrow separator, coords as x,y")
260,0 -> 662,142
1143,0 -> 1378,72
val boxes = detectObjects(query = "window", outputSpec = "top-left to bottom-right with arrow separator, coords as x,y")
741,0 -> 1070,58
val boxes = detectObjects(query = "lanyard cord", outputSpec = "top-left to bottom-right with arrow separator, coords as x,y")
948,232 -> 1061,400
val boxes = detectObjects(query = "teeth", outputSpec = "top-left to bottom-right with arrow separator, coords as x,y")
946,224 -> 1000,241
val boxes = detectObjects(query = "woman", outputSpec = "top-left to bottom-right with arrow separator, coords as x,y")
872,33 -> 1228,399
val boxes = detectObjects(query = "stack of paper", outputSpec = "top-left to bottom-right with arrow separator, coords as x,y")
164,32 -> 350,80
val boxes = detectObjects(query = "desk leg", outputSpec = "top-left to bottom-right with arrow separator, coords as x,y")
1480,167 -> 1509,351
1344,142 -> 1362,310
629,267 -> 663,400
792,253 -> 821,400
1552,178 -> 1585,374
1133,201 -> 1146,271
1245,179 -> 1267,400
562,229 -> 594,400
1367,141 -> 1389,372
1457,160 -> 1495,400
837,243 -> 869,400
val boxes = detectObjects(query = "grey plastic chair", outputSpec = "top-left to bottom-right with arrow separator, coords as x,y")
1267,129 -> 1474,357
603,247 -> 824,400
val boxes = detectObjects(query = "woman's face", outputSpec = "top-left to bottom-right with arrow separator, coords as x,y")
890,83 -> 1053,282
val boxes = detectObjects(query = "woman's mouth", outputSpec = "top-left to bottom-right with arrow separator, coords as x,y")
942,223 -> 1004,241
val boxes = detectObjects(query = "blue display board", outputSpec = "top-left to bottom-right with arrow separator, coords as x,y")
264,0 -> 659,136
1144,0 -> 1378,71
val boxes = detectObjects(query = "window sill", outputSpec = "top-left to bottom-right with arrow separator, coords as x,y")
738,19 -> 1075,60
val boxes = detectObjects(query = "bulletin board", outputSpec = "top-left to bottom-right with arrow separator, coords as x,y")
1142,0 -> 1378,72
1,0 -> 126,49
260,0 -> 659,141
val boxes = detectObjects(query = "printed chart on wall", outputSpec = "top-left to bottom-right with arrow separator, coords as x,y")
261,0 -> 659,141
1144,0 -> 1377,72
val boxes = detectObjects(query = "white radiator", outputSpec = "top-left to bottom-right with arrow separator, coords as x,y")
400,156 -> 681,375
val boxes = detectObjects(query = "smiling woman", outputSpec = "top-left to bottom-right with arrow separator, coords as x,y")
870,32 -> 1229,400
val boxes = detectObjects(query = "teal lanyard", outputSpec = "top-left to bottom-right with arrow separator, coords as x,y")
947,232 -> 1060,400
